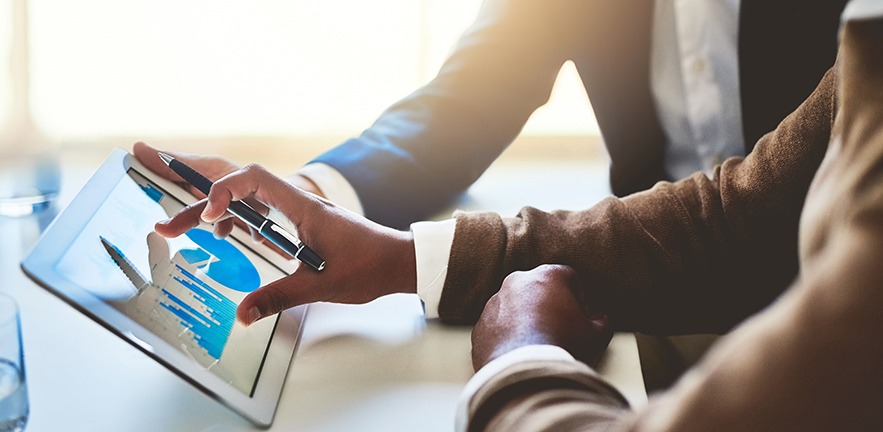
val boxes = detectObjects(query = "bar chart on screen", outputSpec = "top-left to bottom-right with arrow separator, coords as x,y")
49,162 -> 280,399
103,233 -> 243,368
156,263 -> 237,363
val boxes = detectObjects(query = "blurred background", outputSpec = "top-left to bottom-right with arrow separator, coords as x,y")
0,6 -> 624,430
1,0 -> 604,174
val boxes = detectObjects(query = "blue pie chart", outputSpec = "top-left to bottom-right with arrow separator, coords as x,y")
178,228 -> 261,292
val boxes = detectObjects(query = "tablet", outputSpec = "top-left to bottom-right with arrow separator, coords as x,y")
21,148 -> 306,427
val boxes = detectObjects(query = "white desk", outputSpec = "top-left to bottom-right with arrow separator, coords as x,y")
1,153 -> 645,431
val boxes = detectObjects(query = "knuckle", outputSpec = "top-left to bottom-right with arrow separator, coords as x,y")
526,264 -> 576,287
242,163 -> 266,175
501,269 -> 528,285
501,264 -> 578,292
485,291 -> 502,307
207,179 -> 229,197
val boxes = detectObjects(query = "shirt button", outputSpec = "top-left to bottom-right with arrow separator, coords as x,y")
692,58 -> 706,74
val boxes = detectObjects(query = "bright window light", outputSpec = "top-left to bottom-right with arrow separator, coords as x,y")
0,0 -> 13,126
7,0 -> 599,144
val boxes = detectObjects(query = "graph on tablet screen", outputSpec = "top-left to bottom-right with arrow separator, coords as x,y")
56,169 -> 283,395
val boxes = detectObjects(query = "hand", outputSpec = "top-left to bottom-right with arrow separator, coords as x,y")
133,141 -> 242,197
471,264 -> 612,371
154,163 -> 417,326
134,141 -> 326,197
133,141 -> 326,241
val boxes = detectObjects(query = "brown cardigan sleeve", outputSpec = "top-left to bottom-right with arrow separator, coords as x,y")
439,66 -> 838,332
464,20 -> 883,432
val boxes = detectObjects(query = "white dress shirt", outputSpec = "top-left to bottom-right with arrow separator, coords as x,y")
651,0 -> 744,181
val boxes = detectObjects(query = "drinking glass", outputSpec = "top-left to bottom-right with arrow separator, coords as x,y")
0,294 -> 27,432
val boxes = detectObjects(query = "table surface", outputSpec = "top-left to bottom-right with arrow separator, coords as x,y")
1,151 -> 645,431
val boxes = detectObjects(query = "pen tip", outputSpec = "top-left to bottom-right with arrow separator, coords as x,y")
158,152 -> 173,166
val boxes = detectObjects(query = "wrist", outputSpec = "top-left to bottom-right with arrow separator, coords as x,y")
390,229 -> 418,295
486,332 -> 558,367
286,173 -> 325,198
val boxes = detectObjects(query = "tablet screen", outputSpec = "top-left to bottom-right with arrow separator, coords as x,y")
54,168 -> 281,396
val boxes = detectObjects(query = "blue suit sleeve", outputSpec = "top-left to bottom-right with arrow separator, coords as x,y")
310,0 -> 581,228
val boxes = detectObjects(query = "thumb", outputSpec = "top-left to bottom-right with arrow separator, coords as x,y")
589,313 -> 613,347
579,313 -> 613,366
236,271 -> 322,326
590,313 -> 610,333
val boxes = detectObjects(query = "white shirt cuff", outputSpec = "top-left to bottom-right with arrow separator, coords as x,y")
411,218 -> 456,319
295,163 -> 365,216
843,0 -> 883,21
455,345 -> 578,432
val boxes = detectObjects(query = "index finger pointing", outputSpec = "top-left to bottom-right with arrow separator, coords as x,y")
155,200 -> 207,238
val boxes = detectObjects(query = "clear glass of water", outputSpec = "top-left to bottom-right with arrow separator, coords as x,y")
0,294 -> 27,432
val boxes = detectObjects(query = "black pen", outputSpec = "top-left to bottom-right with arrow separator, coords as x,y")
158,152 -> 325,271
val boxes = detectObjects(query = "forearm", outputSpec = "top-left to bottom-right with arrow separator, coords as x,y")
468,249 -> 883,432
440,66 -> 837,330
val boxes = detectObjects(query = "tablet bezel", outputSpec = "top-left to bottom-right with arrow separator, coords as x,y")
20,148 -> 306,428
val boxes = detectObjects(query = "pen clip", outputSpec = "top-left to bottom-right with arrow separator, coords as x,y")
268,223 -> 325,271
268,222 -> 302,248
